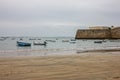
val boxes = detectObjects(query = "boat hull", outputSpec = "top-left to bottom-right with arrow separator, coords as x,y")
17,41 -> 31,46
33,41 -> 47,46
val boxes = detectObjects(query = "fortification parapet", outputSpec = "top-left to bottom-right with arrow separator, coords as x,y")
89,26 -> 110,30
75,26 -> 120,39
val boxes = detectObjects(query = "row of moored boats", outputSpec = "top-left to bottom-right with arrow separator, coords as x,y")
17,41 -> 47,47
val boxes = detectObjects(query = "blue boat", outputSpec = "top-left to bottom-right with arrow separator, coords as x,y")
17,41 -> 31,46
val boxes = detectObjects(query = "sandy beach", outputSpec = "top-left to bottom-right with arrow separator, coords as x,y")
0,51 -> 120,80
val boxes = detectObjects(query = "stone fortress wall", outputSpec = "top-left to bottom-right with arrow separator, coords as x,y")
75,26 -> 120,39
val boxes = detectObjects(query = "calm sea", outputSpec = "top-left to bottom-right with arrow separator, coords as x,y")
0,37 -> 120,57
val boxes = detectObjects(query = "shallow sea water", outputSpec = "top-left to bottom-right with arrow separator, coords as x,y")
0,37 -> 120,57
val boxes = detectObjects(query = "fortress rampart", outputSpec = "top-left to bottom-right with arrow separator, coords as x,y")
75,26 -> 120,39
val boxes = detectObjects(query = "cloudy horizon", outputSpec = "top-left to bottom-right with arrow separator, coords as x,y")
0,0 -> 120,37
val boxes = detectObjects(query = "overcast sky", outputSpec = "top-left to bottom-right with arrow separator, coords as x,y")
0,0 -> 120,37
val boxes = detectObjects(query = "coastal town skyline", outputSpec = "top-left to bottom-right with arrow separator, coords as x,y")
0,0 -> 120,37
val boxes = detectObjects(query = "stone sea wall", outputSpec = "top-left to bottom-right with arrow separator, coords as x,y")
111,27 -> 120,39
75,27 -> 120,39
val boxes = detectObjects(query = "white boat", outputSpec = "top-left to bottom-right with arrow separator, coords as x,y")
62,40 -> 69,42
33,41 -> 47,45
45,40 -> 56,42
0,38 -> 5,41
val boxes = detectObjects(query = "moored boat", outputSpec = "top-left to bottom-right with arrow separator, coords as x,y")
0,38 -> 5,41
62,40 -> 69,42
45,40 -> 56,42
71,39 -> 76,41
33,41 -> 47,46
94,41 -> 102,43
17,41 -> 31,46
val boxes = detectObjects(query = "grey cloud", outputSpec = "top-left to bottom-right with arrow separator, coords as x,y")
0,0 -> 120,36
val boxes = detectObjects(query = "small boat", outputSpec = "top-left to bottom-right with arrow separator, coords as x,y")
0,38 -> 5,41
62,40 -> 69,42
33,41 -> 47,46
71,39 -> 76,41
17,41 -> 31,46
109,40 -> 120,42
94,41 -> 102,43
102,40 -> 107,42
37,38 -> 41,40
69,41 -> 76,44
45,40 -> 56,42
11,38 -> 16,40
20,38 -> 23,40
29,38 -> 36,40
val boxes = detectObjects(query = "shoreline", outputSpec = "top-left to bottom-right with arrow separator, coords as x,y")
0,50 -> 120,80
76,48 -> 120,53
0,48 -> 120,58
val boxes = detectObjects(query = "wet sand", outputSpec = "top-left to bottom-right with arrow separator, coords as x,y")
0,51 -> 120,80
